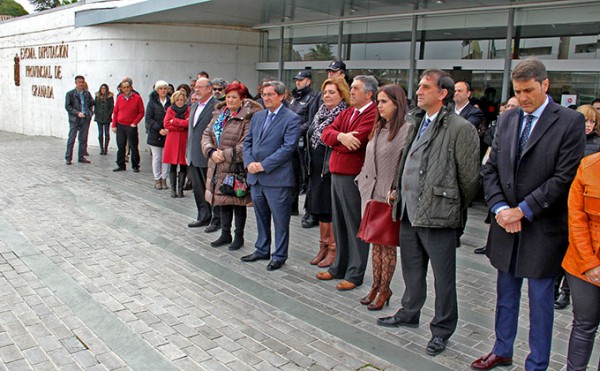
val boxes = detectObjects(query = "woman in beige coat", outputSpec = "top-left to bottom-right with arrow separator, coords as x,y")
355,84 -> 410,310
202,83 -> 262,250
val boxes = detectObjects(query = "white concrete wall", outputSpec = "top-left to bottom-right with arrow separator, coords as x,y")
0,2 -> 261,152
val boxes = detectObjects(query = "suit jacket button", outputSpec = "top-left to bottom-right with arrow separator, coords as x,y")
505,182 -> 510,188
543,202 -> 549,208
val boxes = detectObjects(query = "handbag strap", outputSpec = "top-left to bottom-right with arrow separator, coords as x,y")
370,127 -> 404,202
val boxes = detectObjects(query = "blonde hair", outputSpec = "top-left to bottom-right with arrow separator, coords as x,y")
170,90 -> 186,104
320,77 -> 350,105
578,104 -> 600,134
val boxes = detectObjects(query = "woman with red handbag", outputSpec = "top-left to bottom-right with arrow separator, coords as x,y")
355,84 -> 410,310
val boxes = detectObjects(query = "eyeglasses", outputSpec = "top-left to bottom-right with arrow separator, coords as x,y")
261,92 -> 278,98
213,87 -> 223,92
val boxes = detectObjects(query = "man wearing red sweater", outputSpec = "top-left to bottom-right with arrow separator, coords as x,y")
316,75 -> 378,291
112,79 -> 145,172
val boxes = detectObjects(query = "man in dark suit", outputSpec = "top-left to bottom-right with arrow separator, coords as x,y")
472,59 -> 586,371
241,81 -> 301,271
65,75 -> 94,165
453,81 -> 485,129
186,77 -> 220,232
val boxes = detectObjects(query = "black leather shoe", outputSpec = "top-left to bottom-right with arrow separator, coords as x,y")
78,157 -> 91,164
204,224 -> 220,233
554,290 -> 570,310
377,310 -> 419,328
228,236 -> 244,251
301,214 -> 318,229
266,260 -> 285,271
426,336 -> 447,356
133,168 -> 140,173
113,167 -> 126,172
474,246 -> 487,254
188,220 -> 210,228
241,253 -> 270,262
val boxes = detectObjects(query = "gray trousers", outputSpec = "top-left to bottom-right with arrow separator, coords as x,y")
399,218 -> 457,340
327,174 -> 369,286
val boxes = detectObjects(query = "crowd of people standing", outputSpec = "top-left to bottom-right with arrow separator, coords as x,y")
63,59 -> 600,370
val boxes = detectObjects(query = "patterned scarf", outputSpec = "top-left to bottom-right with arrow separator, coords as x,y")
310,100 -> 348,149
213,106 -> 240,145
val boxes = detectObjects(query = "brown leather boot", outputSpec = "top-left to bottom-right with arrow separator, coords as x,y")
318,223 -> 336,268
310,222 -> 329,265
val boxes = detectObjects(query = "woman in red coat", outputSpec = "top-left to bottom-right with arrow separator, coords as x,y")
163,90 -> 190,198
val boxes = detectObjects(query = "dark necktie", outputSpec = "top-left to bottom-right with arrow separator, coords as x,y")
261,112 -> 275,139
518,114 -> 535,158
417,118 -> 431,139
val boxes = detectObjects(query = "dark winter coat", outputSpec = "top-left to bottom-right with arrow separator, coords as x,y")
145,90 -> 171,147
94,93 -> 114,124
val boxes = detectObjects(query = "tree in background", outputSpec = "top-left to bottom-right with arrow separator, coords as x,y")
29,0 -> 77,11
0,0 -> 28,16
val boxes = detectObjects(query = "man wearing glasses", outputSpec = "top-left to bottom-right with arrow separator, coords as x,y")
211,78 -> 227,102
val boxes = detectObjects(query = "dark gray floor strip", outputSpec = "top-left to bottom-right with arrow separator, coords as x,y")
0,218 -> 178,371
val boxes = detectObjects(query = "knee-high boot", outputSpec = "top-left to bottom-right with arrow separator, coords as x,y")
177,172 -> 185,197
104,137 -> 110,155
368,246 -> 396,311
318,222 -> 336,268
170,173 -> 177,198
311,222 -> 329,265
361,245 -> 381,305
99,136 -> 105,155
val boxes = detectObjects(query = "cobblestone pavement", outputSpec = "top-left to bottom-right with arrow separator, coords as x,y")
0,132 -> 597,371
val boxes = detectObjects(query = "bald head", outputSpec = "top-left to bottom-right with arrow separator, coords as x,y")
195,77 -> 212,101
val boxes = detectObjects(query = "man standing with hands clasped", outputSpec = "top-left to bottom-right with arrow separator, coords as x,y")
471,59 -> 585,370
241,81 -> 301,271
377,69 -> 480,357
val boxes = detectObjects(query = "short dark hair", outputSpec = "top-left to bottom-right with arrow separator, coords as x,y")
511,58 -> 548,83
75,75 -> 85,81
455,80 -> 472,92
421,69 -> 455,105
592,98 -> 600,105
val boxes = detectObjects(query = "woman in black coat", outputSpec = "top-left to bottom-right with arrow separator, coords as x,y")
145,80 -> 171,190
94,83 -> 114,155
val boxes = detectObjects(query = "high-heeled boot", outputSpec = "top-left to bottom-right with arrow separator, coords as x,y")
169,173 -> 177,198
104,138 -> 109,156
310,222 -> 329,265
367,246 -> 397,311
177,173 -> 185,197
99,137 -> 105,155
361,245 -> 382,305
318,223 -> 336,268
368,289 -> 393,311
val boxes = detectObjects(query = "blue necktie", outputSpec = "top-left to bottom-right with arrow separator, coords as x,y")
418,118 -> 431,139
518,114 -> 535,158
261,112 -> 275,139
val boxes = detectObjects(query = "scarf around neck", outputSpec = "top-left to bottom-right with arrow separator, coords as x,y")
213,106 -> 240,145
310,100 -> 348,149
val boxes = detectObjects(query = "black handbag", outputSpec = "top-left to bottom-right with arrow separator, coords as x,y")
218,148 -> 248,197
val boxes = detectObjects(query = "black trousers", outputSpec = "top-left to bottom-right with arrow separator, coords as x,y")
115,124 -> 140,169
220,205 -> 246,235
565,273 -> 600,371
188,165 -> 220,225
65,120 -> 89,161
399,219 -> 458,340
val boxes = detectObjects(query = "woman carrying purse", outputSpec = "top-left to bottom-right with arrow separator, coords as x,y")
355,84 -> 410,311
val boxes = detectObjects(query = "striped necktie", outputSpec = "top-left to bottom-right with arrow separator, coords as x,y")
418,118 -> 431,139
518,114 -> 535,158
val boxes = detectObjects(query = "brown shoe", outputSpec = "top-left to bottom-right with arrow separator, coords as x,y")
154,180 -> 162,190
336,280 -> 356,291
316,271 -> 333,280
360,287 -> 379,305
161,178 -> 169,189
471,353 -> 513,370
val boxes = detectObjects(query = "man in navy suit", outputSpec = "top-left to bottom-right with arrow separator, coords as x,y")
65,75 -> 94,165
241,81 -> 301,271
472,59 -> 585,370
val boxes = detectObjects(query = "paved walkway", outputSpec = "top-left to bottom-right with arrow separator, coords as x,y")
0,132 -> 597,371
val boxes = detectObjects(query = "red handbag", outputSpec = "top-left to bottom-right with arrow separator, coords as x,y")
357,199 -> 400,246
